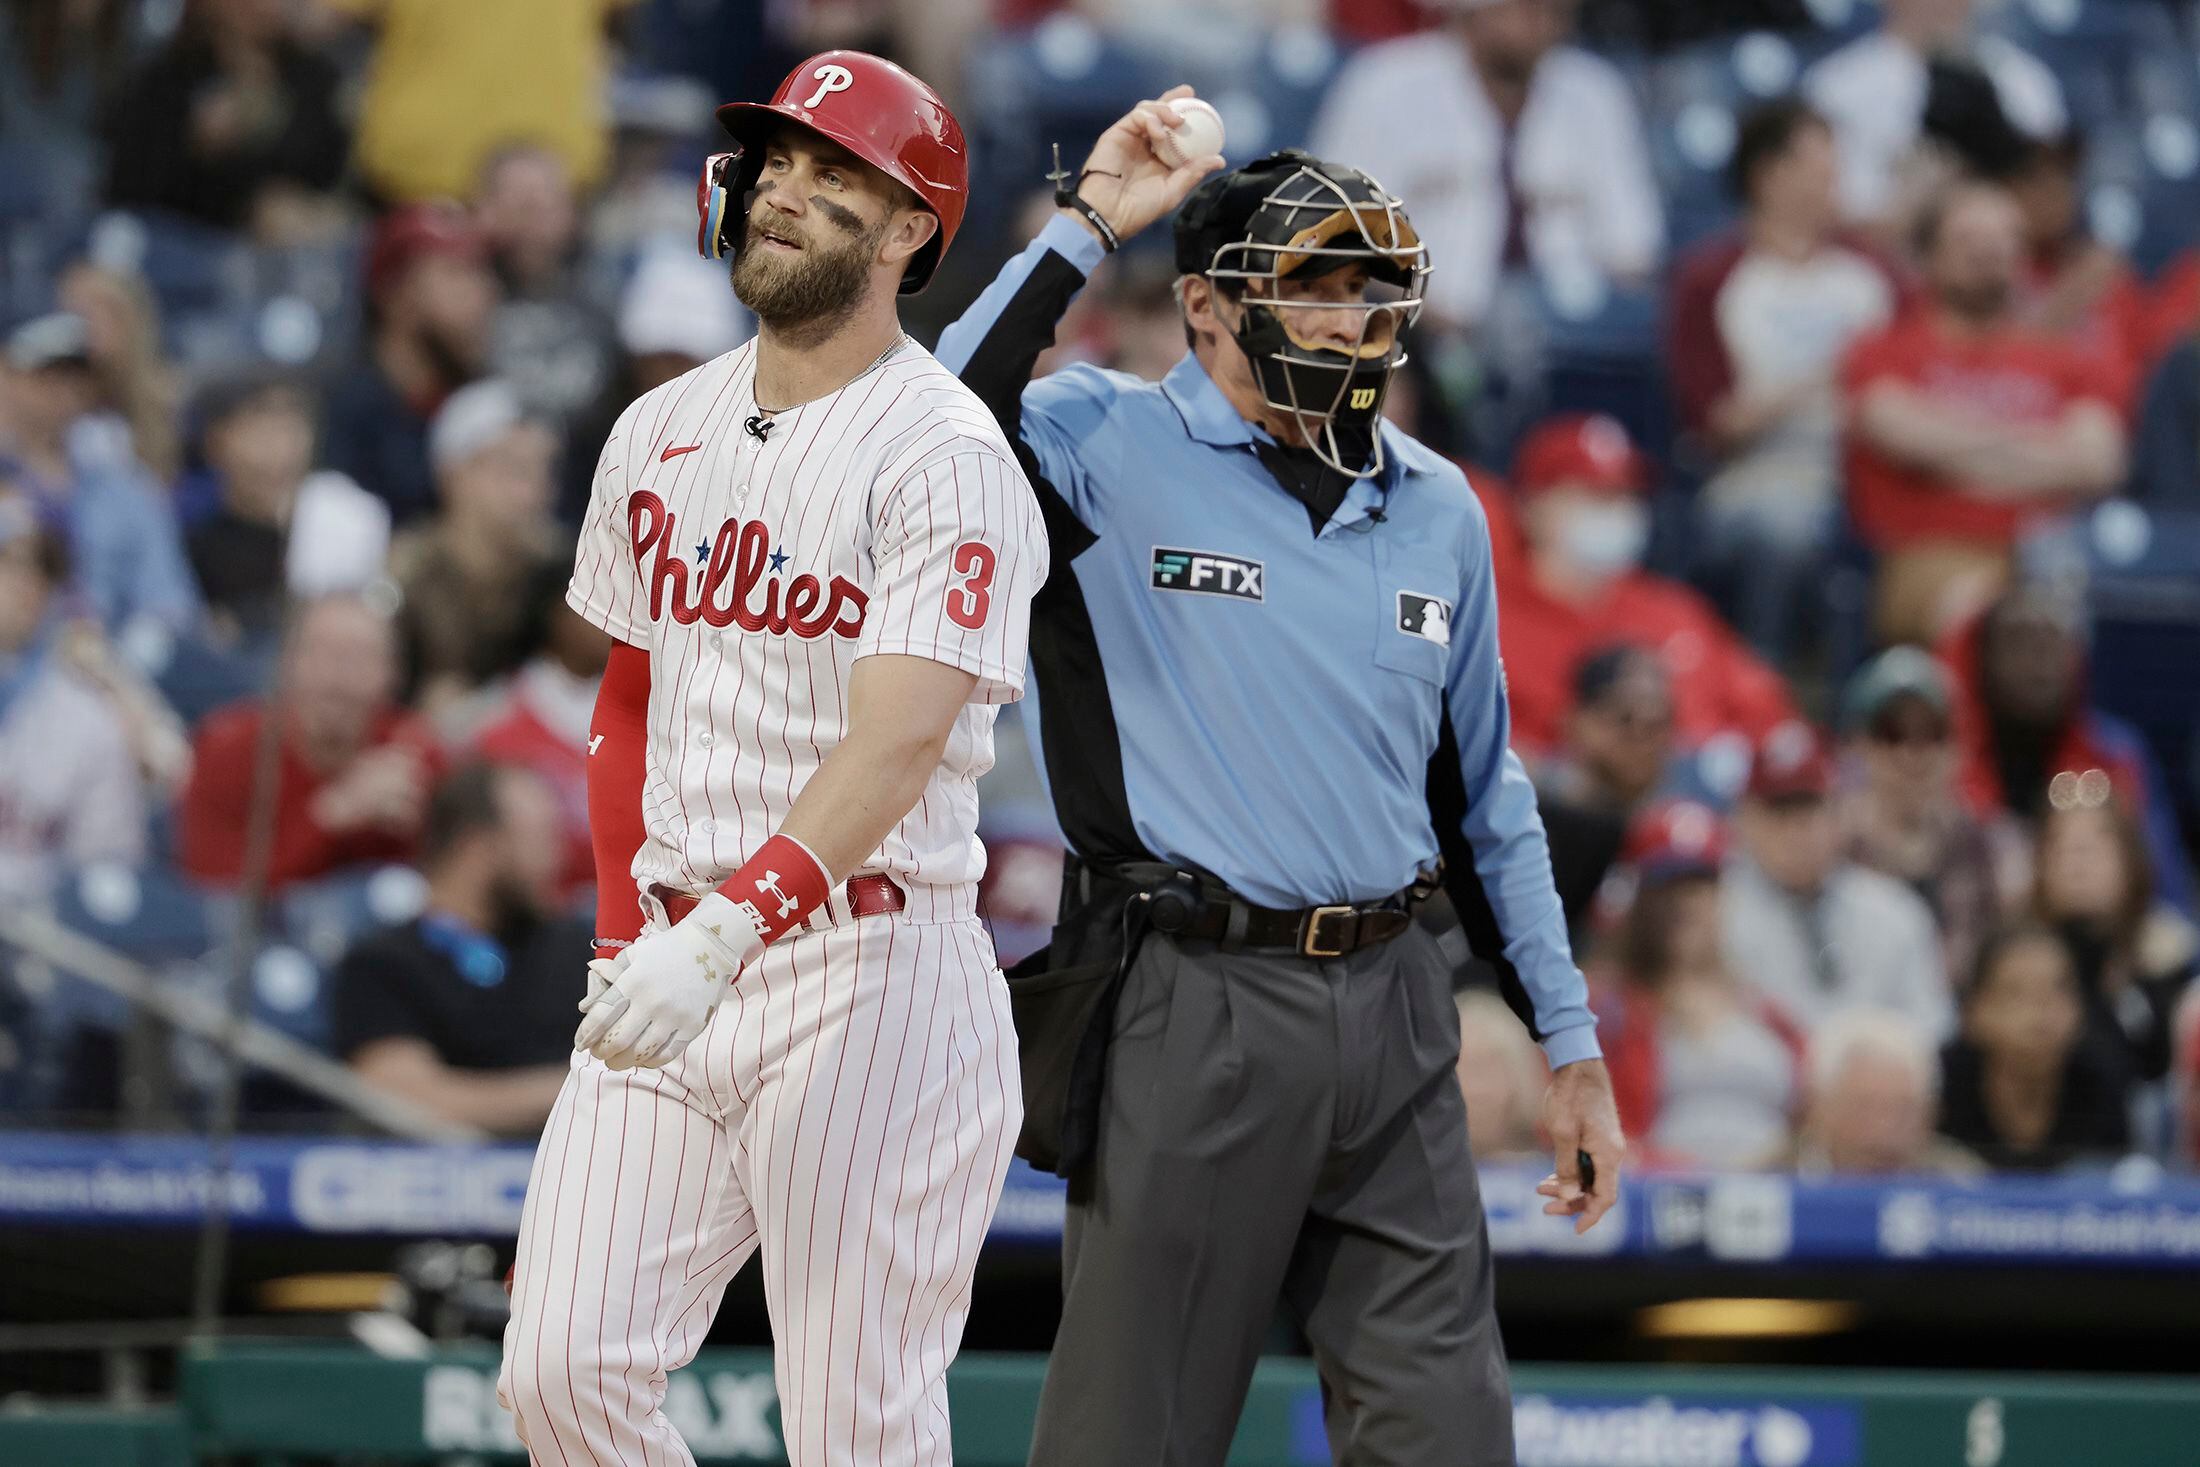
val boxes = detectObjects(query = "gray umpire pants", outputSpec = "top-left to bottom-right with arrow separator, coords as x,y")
1026,923 -> 1514,1467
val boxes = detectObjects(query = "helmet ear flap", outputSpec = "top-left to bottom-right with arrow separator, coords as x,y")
696,151 -> 738,261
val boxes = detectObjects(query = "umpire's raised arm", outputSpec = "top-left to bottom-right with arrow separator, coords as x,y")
934,86 -> 1222,527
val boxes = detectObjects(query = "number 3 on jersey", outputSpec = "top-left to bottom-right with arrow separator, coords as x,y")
945,541 -> 996,630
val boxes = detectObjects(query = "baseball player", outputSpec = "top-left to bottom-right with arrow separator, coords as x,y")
498,52 -> 1045,1467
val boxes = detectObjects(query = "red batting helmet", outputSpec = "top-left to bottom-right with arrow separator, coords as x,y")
698,51 -> 967,295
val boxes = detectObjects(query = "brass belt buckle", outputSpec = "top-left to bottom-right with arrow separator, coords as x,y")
1301,905 -> 1355,959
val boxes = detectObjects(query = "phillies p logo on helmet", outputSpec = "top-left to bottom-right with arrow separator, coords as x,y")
801,64 -> 855,110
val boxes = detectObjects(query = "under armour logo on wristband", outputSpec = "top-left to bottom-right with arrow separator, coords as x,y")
754,870 -> 801,918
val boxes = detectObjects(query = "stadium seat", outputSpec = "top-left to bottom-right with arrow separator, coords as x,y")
127,626 -> 271,729
50,862 -> 228,968
273,865 -> 430,973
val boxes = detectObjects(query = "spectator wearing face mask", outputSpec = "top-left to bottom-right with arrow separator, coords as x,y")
1724,723 -> 1954,1042
1840,646 -> 2027,985
1492,413 -> 1794,758
1939,583 -> 2195,917
1938,922 -> 2130,1171
1787,1008 -> 1983,1177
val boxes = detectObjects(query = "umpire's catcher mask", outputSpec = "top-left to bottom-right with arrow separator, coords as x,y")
1175,151 -> 1430,479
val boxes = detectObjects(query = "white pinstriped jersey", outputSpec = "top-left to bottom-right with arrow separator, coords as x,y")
567,337 -> 1046,916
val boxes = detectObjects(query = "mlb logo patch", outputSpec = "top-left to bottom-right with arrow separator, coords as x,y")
1397,591 -> 1452,646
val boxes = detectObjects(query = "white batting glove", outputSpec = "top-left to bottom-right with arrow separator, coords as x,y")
574,894 -> 766,1070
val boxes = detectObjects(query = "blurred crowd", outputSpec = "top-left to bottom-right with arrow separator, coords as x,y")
1,0 -> 2197,1177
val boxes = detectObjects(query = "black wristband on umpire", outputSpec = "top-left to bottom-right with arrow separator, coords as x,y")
1046,143 -> 1120,253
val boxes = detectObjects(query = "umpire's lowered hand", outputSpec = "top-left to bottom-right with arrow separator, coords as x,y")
1537,1058 -> 1624,1234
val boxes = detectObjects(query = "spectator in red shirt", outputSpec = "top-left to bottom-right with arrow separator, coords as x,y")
1494,412 -> 1795,758
1666,98 -> 1900,660
470,568 -> 609,908
1842,178 -> 2125,646
178,593 -> 445,888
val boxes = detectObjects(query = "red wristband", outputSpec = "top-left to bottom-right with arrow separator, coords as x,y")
714,833 -> 832,944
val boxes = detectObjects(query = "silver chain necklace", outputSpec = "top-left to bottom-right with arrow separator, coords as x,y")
753,332 -> 908,419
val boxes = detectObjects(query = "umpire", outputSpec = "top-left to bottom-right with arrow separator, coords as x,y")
936,88 -> 1623,1467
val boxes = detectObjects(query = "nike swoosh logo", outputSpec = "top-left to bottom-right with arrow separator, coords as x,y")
660,443 -> 703,462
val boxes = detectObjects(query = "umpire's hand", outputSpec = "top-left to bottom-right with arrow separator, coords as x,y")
1537,1059 -> 1624,1234
1060,85 -> 1225,247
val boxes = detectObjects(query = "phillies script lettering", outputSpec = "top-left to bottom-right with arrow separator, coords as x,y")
630,490 -> 867,637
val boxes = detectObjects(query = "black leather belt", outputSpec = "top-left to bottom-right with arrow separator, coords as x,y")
1069,859 -> 1427,960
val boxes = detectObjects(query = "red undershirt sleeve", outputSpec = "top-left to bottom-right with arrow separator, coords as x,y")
588,640 -> 652,957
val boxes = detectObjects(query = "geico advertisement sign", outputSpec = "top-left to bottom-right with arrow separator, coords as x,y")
424,1363 -> 780,1459
291,1146 -> 534,1232
1513,1396 -> 1861,1467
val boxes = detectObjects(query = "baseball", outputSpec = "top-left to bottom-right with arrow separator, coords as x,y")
1156,97 -> 1226,168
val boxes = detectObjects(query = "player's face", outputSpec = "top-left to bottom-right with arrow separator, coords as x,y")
732,130 -> 898,331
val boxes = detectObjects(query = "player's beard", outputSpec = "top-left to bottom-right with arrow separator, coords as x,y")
731,212 -> 888,345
